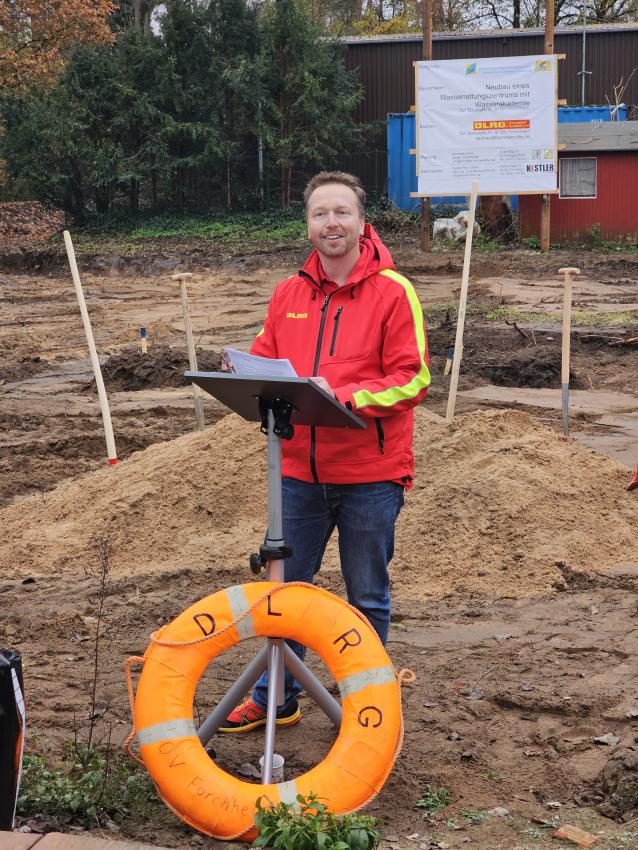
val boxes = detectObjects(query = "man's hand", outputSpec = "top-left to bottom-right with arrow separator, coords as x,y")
220,351 -> 235,372
310,376 -> 335,397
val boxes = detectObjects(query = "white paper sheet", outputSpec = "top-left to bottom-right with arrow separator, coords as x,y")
223,347 -> 297,378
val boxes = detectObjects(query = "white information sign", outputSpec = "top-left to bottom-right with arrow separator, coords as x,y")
415,54 -> 558,196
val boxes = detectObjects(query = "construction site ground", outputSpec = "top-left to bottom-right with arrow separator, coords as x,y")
1,226 -> 637,850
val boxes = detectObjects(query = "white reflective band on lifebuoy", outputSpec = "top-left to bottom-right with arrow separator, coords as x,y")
338,665 -> 396,698
226,585 -> 256,639
137,718 -> 196,746
277,780 -> 300,806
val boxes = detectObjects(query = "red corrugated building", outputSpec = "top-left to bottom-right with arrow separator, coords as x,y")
519,122 -> 638,243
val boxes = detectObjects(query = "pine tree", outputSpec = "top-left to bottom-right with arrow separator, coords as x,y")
204,0 -> 261,209
260,0 -> 365,206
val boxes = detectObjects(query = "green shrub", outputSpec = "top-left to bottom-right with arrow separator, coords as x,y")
17,745 -> 157,824
252,792 -> 381,850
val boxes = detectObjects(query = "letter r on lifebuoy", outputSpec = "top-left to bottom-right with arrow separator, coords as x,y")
333,628 -> 361,654
193,613 -> 216,636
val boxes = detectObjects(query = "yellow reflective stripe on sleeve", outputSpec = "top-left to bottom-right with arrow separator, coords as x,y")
256,311 -> 268,338
352,269 -> 430,410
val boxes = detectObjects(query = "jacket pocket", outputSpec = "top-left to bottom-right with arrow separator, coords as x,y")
329,306 -> 343,356
375,418 -> 385,455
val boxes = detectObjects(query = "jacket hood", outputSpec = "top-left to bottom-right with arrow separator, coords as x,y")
301,223 -> 396,287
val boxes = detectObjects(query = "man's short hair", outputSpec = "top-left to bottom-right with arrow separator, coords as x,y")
303,171 -> 366,217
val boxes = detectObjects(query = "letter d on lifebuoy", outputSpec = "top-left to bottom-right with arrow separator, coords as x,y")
193,613 -> 215,636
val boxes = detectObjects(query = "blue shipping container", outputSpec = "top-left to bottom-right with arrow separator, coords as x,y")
388,105 -> 627,212
387,113 -> 420,212
557,105 -> 627,122
387,113 -> 518,213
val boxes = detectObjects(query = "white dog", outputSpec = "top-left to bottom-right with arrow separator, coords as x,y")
433,210 -> 481,241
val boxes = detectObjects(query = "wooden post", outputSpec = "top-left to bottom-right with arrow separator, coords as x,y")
63,230 -> 118,466
421,0 -> 432,252
445,180 -> 479,423
172,272 -> 205,431
558,266 -> 580,436
541,0 -> 555,252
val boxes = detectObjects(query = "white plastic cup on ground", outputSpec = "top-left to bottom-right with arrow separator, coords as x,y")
259,753 -> 284,783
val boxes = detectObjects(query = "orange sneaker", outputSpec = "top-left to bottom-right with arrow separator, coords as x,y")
218,698 -> 301,733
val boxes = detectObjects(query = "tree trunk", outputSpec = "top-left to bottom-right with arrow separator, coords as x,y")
133,0 -> 152,31
280,161 -> 287,207
129,177 -> 139,212
513,0 -> 521,27
279,96 -> 287,208
95,190 -> 110,214
226,155 -> 233,211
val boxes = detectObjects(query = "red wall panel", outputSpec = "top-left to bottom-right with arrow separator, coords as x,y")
519,152 -> 638,242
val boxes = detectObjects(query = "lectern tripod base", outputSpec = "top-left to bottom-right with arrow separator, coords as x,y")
195,402 -> 345,783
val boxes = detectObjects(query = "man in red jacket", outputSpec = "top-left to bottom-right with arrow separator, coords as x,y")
220,171 -> 430,732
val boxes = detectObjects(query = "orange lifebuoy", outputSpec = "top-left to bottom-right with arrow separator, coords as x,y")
129,581 -> 403,841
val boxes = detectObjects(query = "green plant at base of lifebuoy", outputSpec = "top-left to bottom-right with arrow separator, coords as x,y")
252,792 -> 381,850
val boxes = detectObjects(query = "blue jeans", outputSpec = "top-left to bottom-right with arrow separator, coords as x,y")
253,477 -> 404,709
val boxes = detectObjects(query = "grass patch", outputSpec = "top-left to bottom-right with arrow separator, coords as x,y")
57,209 -> 308,254
414,783 -> 450,818
460,809 -> 487,824
473,233 -> 503,252
424,300 -> 636,328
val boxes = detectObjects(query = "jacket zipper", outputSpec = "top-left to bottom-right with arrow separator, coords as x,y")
375,418 -> 385,454
329,306 -> 343,356
309,292 -> 335,482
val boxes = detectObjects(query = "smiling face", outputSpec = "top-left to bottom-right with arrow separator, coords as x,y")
306,182 -> 365,264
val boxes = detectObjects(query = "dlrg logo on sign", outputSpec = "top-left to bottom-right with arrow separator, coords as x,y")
473,120 -> 530,130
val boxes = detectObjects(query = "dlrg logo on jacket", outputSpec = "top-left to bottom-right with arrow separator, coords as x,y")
286,312 -> 308,319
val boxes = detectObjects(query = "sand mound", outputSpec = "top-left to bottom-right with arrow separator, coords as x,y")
1,408 -> 635,600
400,408 -> 636,598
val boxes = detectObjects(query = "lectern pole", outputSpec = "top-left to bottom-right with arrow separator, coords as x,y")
261,409 -> 286,783
189,375 -> 361,780
265,409 -> 285,584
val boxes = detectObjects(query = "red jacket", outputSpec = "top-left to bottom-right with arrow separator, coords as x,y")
251,225 -> 430,487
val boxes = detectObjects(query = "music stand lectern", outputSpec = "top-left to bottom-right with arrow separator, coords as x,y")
186,371 -> 366,783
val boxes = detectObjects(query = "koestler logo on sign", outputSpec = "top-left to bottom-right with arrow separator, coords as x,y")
415,54 -> 558,196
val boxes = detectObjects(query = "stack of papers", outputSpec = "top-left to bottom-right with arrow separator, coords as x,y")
223,347 -> 297,378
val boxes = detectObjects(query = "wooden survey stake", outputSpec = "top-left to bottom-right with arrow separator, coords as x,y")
445,181 -> 479,423
558,266 -> 580,436
64,231 -> 118,465
172,272 -> 205,431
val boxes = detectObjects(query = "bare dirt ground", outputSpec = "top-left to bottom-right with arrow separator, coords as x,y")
1,231 -> 637,850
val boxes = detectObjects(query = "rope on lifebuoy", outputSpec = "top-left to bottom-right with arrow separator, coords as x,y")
398,668 -> 416,686
124,656 -> 146,765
